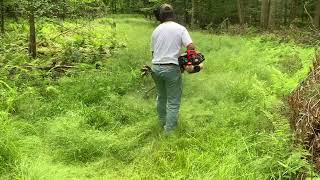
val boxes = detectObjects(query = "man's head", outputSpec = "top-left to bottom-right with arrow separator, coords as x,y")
154,4 -> 176,23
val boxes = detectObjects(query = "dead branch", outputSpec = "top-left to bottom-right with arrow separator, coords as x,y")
304,2 -> 318,32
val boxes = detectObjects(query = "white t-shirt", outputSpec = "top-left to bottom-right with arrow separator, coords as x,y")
151,21 -> 193,65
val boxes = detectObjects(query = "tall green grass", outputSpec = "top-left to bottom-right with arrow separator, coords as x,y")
0,17 -> 318,179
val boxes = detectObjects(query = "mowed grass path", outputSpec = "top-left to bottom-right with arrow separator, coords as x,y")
2,17 -> 318,179
112,18 -> 315,179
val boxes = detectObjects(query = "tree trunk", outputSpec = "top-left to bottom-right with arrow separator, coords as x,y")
62,0 -> 67,20
183,0 -> 189,25
261,0 -> 270,29
268,0 -> 277,28
290,0 -> 298,23
191,0 -> 196,27
111,0 -> 114,13
0,0 -> 4,34
283,0 -> 288,25
314,0 -> 320,28
237,0 -> 245,25
114,0 -> 117,14
29,2 -> 37,58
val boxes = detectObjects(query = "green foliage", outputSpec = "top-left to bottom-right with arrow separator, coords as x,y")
0,114 -> 19,177
3,0 -> 320,33
0,17 -> 318,179
36,18 -> 126,64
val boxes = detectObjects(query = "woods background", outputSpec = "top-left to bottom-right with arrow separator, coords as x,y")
2,0 -> 320,58
2,0 -> 320,30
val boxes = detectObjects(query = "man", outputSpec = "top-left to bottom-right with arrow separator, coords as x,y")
151,4 -> 195,134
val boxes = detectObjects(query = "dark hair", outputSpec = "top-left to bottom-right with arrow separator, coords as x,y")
154,4 -> 176,23
160,12 -> 175,23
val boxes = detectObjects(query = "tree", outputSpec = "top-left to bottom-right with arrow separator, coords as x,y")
261,0 -> 269,29
191,0 -> 196,27
314,0 -> 320,28
290,0 -> 299,22
61,0 -> 67,20
283,0 -> 289,25
17,0 -> 51,58
28,0 -> 36,58
1,0 -> 4,34
111,0 -> 117,13
237,0 -> 245,25
268,0 -> 277,28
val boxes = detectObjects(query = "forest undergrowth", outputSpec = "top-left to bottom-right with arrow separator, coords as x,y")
0,16 -> 319,179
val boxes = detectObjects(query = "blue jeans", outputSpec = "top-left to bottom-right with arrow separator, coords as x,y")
151,64 -> 182,132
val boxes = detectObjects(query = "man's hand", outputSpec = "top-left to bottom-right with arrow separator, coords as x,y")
141,65 -> 152,77
187,43 -> 195,50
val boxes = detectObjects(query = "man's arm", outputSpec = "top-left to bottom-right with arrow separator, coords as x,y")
182,28 -> 195,50
186,43 -> 195,50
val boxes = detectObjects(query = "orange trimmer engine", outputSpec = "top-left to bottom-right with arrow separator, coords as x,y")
178,50 -> 205,73
186,50 -> 198,65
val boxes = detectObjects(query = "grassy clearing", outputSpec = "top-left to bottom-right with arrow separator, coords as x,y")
0,16 -> 318,179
